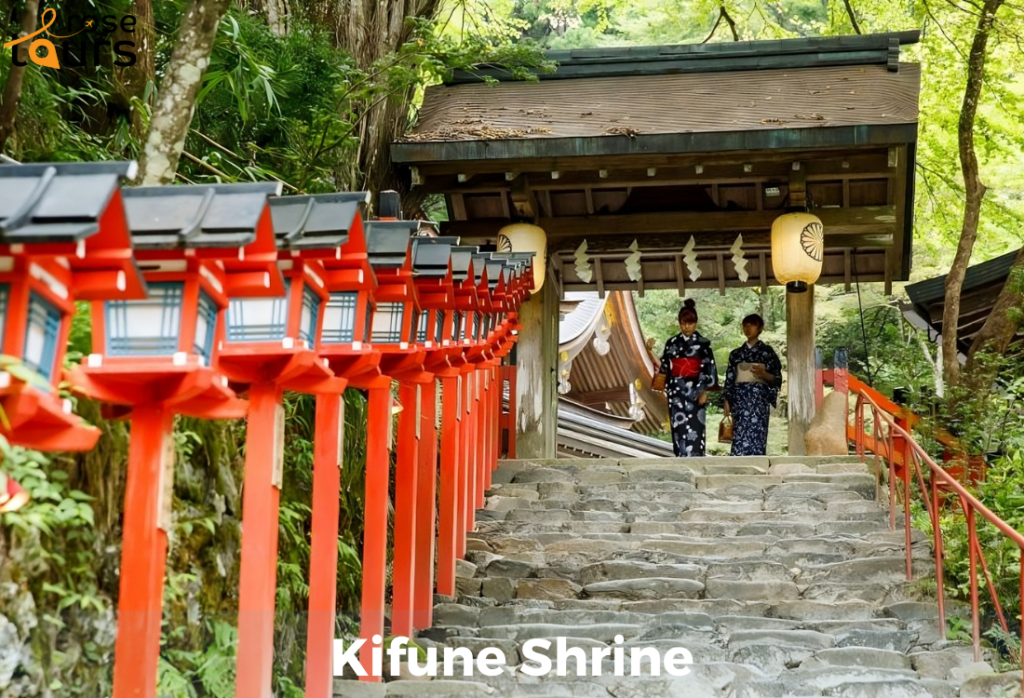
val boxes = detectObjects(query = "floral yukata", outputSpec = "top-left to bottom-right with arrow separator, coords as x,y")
658,332 -> 718,457
723,340 -> 782,456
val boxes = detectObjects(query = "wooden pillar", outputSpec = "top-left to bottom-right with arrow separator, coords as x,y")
111,405 -> 174,698
787,286 -> 816,455
413,378 -> 438,630
436,375 -> 460,597
305,392 -> 343,698
456,373 -> 471,558
236,383 -> 285,698
359,384 -> 391,681
391,382 -> 420,638
515,282 -> 558,459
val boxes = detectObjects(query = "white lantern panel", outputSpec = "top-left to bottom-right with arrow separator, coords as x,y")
371,302 -> 405,344
227,287 -> 289,342
23,292 -> 62,381
192,290 -> 218,364
322,292 -> 359,344
434,310 -> 446,343
299,285 -> 320,344
106,282 -> 183,357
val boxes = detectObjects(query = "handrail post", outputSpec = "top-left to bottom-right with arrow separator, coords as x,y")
964,501 -> 982,662
931,476 -> 946,644
888,421 -> 897,532
904,439 -> 913,581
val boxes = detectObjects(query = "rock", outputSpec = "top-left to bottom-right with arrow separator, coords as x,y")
514,468 -> 574,484
515,579 -> 581,601
805,391 -> 849,456
579,561 -> 703,586
455,578 -> 481,598
801,647 -> 912,672
455,560 -> 478,579
950,662 -> 1001,685
583,577 -> 704,601
432,604 -> 479,628
384,680 -> 497,696
480,578 -> 517,604
769,462 -> 816,477
483,558 -> 537,579
333,678 -> 387,696
959,671 -> 1023,698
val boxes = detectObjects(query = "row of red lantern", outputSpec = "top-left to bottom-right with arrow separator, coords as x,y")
0,162 -> 534,698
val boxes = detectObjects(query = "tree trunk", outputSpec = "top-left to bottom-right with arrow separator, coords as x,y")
965,245 -> 1024,365
112,0 -> 156,139
940,0 -> 1003,387
0,0 -> 40,153
330,0 -> 442,204
136,0 -> 233,185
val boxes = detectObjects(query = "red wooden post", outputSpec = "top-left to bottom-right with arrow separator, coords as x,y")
834,348 -> 850,396
305,392 -> 343,698
457,372 -> 472,558
436,374 -> 461,596
111,405 -> 174,698
475,370 -> 486,510
236,384 -> 285,698
360,383 -> 391,680
414,378 -> 438,629
505,364 -> 517,459
392,381 -> 420,638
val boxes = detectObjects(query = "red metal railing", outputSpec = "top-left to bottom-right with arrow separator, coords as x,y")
849,384 -> 1024,676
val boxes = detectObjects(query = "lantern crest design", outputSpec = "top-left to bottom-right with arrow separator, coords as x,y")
497,222 -> 546,293
771,211 -> 824,293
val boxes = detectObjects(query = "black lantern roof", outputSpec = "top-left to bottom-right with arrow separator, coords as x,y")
0,161 -> 137,244
121,183 -> 283,249
471,252 -> 491,285
365,220 -> 418,268
269,192 -> 370,250
412,236 -> 458,278
485,258 -> 506,290
450,246 -> 477,282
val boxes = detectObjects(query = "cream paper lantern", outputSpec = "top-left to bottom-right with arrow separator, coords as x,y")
497,223 -> 547,293
771,212 -> 824,293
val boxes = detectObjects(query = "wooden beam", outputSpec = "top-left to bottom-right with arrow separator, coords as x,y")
451,194 -> 467,221
441,206 -> 897,241
674,255 -> 686,297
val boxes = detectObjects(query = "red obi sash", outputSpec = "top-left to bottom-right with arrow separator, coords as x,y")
670,357 -> 703,379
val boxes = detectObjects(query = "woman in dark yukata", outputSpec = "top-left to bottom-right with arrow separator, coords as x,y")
723,313 -> 782,456
656,299 -> 719,457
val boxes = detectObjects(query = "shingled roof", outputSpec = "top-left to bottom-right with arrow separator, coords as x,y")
0,161 -> 137,244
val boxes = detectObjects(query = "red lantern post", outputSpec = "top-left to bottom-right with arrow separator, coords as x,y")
0,162 -> 145,452
218,193 -> 374,698
68,182 -> 284,698
354,202 -> 427,676
263,191 -> 376,698
408,236 -> 457,631
435,247 -> 477,597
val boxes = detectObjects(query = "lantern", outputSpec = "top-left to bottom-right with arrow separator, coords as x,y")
365,219 -> 421,350
0,161 -> 144,452
771,212 -> 824,293
67,182 -> 283,698
497,222 -> 546,293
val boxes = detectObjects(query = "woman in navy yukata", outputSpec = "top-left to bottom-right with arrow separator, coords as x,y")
656,299 -> 719,457
723,313 -> 782,456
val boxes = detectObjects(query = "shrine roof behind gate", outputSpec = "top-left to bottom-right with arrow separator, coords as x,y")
392,32 -> 922,295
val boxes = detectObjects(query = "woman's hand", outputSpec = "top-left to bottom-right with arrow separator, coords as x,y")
698,391 -> 708,406
752,365 -> 774,383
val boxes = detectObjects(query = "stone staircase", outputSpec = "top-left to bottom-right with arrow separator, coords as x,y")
337,456 -> 1022,698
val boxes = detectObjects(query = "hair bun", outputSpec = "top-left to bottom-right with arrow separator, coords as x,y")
684,299 -> 696,309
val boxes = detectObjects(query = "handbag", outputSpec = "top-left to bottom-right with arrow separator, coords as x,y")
652,373 -> 667,391
719,415 -> 734,443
